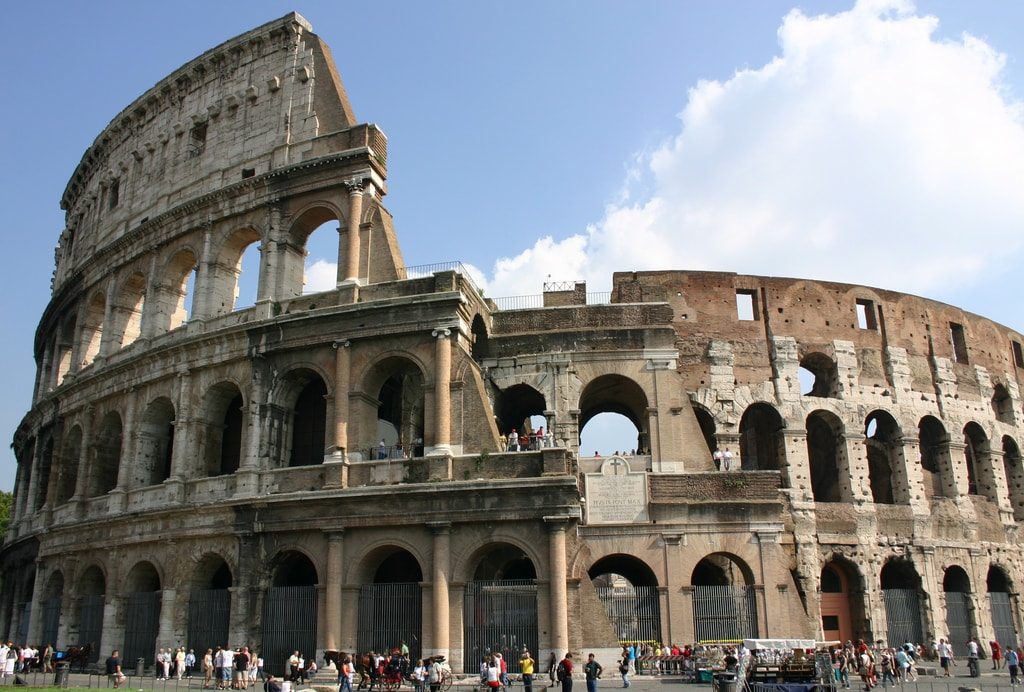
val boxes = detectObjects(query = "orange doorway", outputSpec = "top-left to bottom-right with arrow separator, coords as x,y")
821,564 -> 853,642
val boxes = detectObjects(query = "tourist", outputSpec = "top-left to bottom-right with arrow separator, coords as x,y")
1007,647 -> 1020,685
340,656 -> 356,692
993,640 -> 1003,669
558,652 -> 574,692
410,659 -> 425,692
548,652 -> 559,684
508,429 -> 519,452
485,656 -> 501,691
520,649 -> 535,692
204,648 -> 214,687
264,675 -> 281,692
177,646 -> 187,680
107,649 -> 126,689
937,638 -> 954,676
618,655 -> 630,688
186,649 -> 196,679
428,655 -> 444,692
584,653 -> 603,692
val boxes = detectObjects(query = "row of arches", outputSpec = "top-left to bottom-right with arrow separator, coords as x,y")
42,205 -> 350,391
697,402 -> 1024,512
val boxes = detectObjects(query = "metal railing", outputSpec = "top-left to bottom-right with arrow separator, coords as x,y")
586,291 -> 611,304
492,294 -> 543,310
398,261 -> 483,295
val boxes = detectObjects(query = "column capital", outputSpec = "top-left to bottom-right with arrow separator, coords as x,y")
343,178 -> 365,194
427,521 -> 452,535
332,339 -> 352,349
324,529 -> 346,541
432,328 -> 452,339
544,515 -> 572,531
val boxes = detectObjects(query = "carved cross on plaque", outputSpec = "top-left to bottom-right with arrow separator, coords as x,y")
602,456 -> 629,476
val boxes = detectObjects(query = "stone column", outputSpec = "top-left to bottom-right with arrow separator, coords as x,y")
897,438 -> 928,511
780,427 -> 813,502
841,432 -> 871,505
324,531 -> 345,653
23,434 -> 45,518
27,563 -> 47,645
166,370 -> 191,502
228,586 -> 250,649
333,341 -> 352,457
157,588 -> 177,648
72,405 -> 95,501
110,394 -> 136,512
98,277 -> 117,359
546,517 -> 569,656
101,595 -> 122,662
342,181 -> 364,283
430,329 -> 452,455
340,585 -> 359,653
429,523 -> 451,658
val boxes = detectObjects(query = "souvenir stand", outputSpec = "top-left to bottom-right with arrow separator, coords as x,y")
731,639 -> 836,692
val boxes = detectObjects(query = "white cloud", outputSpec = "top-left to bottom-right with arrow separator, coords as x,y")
486,0 -> 1024,299
304,259 -> 337,294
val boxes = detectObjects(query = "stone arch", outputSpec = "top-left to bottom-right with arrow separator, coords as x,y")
693,405 -> 719,457
820,556 -> 868,643
283,204 -> 344,298
361,355 -> 427,458
187,553 -> 233,659
494,384 -> 546,438
192,553 -> 234,590
273,368 -> 329,467
209,226 -> 263,315
153,247 -> 198,332
348,540 -> 427,585
993,384 -> 1014,424
33,434 -> 55,511
691,552 -> 760,641
799,352 -> 839,398
1002,436 -> 1024,520
588,554 -> 661,644
919,415 -> 953,499
261,548 -> 320,676
578,374 -> 650,454
74,562 -> 107,655
79,290 -> 106,367
56,424 -> 83,505
454,537 -> 543,584
40,570 -> 65,648
89,410 -> 123,496
354,544 -> 425,663
470,313 -> 489,361
963,422 -> 988,497
691,552 -> 756,587
199,381 -> 245,477
943,564 -> 974,656
739,402 -> 784,471
112,271 -> 147,349
122,561 -> 162,667
135,397 -> 175,487
880,557 -> 925,649
806,409 -> 845,502
124,560 -> 162,593
268,550 -> 320,587
987,563 -> 1019,649
865,410 -> 902,505
78,564 -> 107,596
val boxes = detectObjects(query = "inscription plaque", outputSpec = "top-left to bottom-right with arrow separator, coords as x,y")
585,456 -> 649,524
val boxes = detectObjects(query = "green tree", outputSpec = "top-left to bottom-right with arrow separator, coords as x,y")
0,490 -> 12,538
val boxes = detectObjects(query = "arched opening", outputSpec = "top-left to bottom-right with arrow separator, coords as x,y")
581,413 -> 642,457
90,411 -> 123,496
579,375 -> 649,455
188,555 -> 232,661
54,313 -> 77,387
693,408 -> 719,460
136,398 -> 175,487
367,358 -> 425,459
820,559 -> 867,643
880,559 -> 924,649
691,554 -> 759,642
589,554 -> 661,644
262,551 -> 318,676
865,410 -> 901,505
33,436 -> 55,511
919,416 -> 952,499
114,272 -> 147,349
76,566 -> 105,660
358,548 -> 424,661
209,228 -> 261,316
56,425 -> 82,505
1003,437 -> 1024,520
123,561 -> 161,667
286,207 -> 341,298
286,374 -> 327,467
154,249 -> 197,331
799,352 -> 838,398
495,384 -> 546,437
993,385 -> 1014,424
79,291 -> 106,367
13,568 -> 36,645
943,565 -> 973,656
963,422 -> 988,497
40,571 -> 64,648
471,315 -> 489,361
806,411 -> 844,502
739,403 -> 784,471
988,565 -> 1018,650
464,544 -> 538,673
200,382 -> 244,477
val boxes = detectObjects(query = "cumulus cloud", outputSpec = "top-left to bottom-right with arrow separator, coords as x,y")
485,0 -> 1024,299
304,259 -> 337,294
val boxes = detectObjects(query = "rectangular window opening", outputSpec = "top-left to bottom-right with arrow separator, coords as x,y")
1012,340 -> 1024,368
855,299 -> 877,330
241,167 -> 256,179
108,179 -> 119,210
188,122 -> 208,158
950,322 -> 969,364
821,615 -> 840,631
736,289 -> 757,321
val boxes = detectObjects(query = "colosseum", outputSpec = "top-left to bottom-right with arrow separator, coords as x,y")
5,11 -> 1024,674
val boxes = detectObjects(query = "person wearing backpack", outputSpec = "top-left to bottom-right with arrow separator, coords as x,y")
617,656 -> 630,689
557,653 -> 574,692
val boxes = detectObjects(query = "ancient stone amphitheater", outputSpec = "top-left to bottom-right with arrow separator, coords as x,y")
5,12 -> 1024,674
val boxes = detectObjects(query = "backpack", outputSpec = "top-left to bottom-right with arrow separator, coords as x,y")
556,662 -> 566,681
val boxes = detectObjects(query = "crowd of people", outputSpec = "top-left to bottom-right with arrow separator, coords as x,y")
0,641 -> 54,677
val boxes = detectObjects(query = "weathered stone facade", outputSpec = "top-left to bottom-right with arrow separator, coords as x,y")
5,11 -> 1024,675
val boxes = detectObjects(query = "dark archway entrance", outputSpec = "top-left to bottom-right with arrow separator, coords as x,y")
943,566 -> 973,656
589,555 -> 661,644
988,566 -> 1018,650
880,559 -> 924,649
739,404 -> 783,471
463,544 -> 537,674
76,566 -> 105,662
188,557 -> 232,661
357,549 -> 423,661
40,571 -> 64,649
691,554 -> 759,642
261,552 -> 318,675
123,562 -> 161,667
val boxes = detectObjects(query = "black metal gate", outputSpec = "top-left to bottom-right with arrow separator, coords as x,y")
882,588 -> 923,649
260,585 -> 317,676
124,591 -> 161,667
15,602 -> 29,645
595,585 -> 661,643
692,585 -> 759,643
944,592 -> 972,656
463,580 -> 537,674
357,583 -> 422,660
79,595 -> 105,661
188,589 -> 230,659
40,597 -> 61,647
990,592 -> 1018,649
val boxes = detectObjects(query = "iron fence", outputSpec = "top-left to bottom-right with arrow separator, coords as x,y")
260,585 -> 317,677
492,295 -> 544,311
123,592 -> 161,668
595,585 -> 661,643
40,598 -> 61,648
399,262 -> 483,295
944,591 -> 971,656
463,580 -> 538,674
78,595 -> 104,661
357,583 -> 422,660
187,589 -> 230,661
882,588 -> 924,652
991,591 -> 1019,649
692,585 -> 759,643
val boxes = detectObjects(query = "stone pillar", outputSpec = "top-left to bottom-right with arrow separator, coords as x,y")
166,370 -> 191,502
157,588 -> 177,648
342,181 -> 364,283
101,595 -> 122,661
324,531 -> 345,653
228,586 -> 250,648
546,517 -> 569,656
110,395 -> 136,512
24,434 -> 45,517
842,432 -> 872,505
27,564 -> 46,645
897,438 -> 928,512
339,585 -> 359,653
780,427 -> 813,502
192,226 -> 214,321
430,329 -> 452,455
98,277 -> 118,359
661,534 -> 686,644
332,341 -> 352,457
72,405 -> 95,501
429,523 -> 451,658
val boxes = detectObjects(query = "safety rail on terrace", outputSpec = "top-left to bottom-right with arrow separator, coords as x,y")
492,292 -> 613,311
397,261 -> 483,294
340,448 -> 576,486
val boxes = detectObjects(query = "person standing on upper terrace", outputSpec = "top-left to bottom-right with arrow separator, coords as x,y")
508,429 -> 519,451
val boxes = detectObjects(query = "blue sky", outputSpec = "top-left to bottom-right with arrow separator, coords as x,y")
2,1 -> 1024,490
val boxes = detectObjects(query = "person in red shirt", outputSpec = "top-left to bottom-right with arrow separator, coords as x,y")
992,641 -> 1003,670
558,653 -> 574,692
